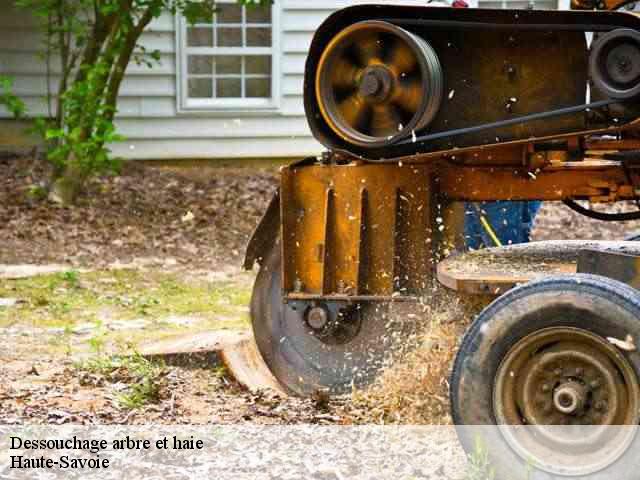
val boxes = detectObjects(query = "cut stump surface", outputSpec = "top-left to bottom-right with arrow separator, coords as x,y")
438,240 -> 640,295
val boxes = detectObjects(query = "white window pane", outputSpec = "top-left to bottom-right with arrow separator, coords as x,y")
216,56 -> 242,75
189,78 -> 213,98
217,4 -> 242,23
246,56 -> 271,75
217,27 -> 242,47
188,56 -> 213,74
246,78 -> 271,98
217,78 -> 242,98
246,5 -> 271,24
187,27 -> 213,47
246,27 -> 271,47
182,5 -> 275,106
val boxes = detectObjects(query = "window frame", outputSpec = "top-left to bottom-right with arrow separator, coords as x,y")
176,2 -> 281,114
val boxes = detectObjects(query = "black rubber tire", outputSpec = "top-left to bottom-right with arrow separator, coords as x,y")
250,244 -> 408,396
450,274 -> 640,480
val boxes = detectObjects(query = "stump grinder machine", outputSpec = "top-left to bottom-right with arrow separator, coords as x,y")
245,2 -> 640,477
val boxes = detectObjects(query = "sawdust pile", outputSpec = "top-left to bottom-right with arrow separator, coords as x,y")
341,288 -> 491,425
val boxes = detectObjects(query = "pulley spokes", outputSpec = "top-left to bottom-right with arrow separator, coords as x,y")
315,21 -> 443,147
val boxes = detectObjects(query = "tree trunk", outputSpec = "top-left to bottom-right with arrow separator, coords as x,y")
48,158 -> 87,205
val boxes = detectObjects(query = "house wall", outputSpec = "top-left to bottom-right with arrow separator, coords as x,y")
0,0 -> 569,160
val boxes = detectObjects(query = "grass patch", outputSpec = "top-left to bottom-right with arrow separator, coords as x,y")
77,352 -> 165,410
466,436 -> 495,480
0,268 -> 252,332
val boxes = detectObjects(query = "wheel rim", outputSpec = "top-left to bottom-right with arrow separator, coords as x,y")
494,327 -> 640,475
315,21 -> 443,147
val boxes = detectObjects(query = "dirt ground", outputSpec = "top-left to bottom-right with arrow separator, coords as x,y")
2,153 -> 640,427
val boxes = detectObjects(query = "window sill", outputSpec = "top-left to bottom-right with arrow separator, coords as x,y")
176,105 -> 283,117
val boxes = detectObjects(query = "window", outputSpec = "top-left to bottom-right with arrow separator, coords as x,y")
178,2 -> 278,111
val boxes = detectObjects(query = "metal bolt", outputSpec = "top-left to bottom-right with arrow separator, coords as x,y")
320,152 -> 331,165
306,306 -> 329,331
595,401 -> 607,412
554,368 -> 563,377
360,72 -> 381,97
590,379 -> 601,390
541,384 -> 551,393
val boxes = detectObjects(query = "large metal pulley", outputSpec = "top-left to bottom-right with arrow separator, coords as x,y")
590,28 -> 640,99
315,20 -> 443,148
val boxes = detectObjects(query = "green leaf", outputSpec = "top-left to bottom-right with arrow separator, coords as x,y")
45,129 -> 65,140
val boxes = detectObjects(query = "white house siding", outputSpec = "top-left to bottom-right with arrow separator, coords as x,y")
0,0 -> 567,160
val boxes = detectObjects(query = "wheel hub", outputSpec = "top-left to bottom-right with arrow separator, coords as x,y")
359,66 -> 393,101
553,381 -> 587,415
304,302 -> 363,345
494,327 -> 640,475
516,341 -> 624,427
306,305 -> 330,331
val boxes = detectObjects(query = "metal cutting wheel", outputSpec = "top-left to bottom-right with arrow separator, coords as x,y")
250,246 -> 415,395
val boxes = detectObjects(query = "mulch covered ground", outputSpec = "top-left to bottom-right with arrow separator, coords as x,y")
0,154 -> 278,269
0,351 -> 347,425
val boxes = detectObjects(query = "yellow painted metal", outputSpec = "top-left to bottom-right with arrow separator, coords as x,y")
437,162 -> 638,202
280,162 -> 436,298
278,155 -> 640,299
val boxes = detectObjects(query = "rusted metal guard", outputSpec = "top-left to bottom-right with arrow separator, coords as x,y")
278,156 -> 640,302
280,162 -> 437,301
577,249 -> 640,289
